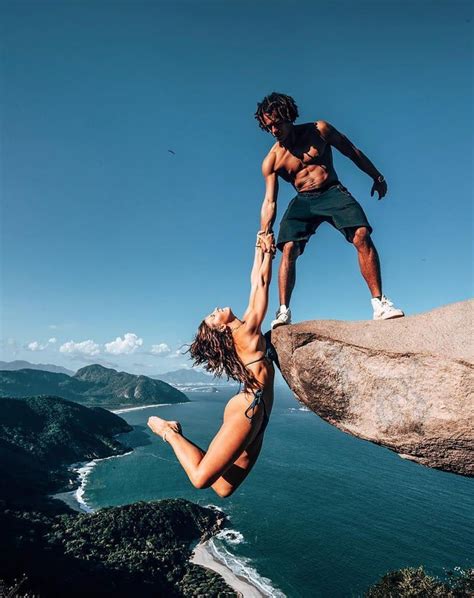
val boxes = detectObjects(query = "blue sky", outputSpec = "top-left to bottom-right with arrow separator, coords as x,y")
1,0 -> 472,374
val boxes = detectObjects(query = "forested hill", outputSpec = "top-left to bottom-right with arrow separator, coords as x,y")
0,499 -> 234,597
0,394 -> 235,596
0,364 -> 189,408
0,395 -> 132,503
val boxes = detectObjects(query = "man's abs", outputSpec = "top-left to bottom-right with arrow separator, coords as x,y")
293,164 -> 339,193
272,135 -> 339,193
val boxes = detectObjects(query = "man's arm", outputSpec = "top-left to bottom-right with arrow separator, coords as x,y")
316,120 -> 388,199
260,152 -> 279,231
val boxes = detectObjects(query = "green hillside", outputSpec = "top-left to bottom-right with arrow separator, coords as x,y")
0,395 -> 235,596
0,395 -> 132,502
0,364 -> 189,408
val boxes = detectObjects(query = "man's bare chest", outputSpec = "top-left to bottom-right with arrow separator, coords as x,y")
274,137 -> 330,180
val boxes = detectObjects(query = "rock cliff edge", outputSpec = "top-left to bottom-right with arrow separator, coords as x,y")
272,300 -> 473,476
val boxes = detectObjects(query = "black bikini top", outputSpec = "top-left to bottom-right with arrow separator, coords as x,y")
243,332 -> 277,368
241,332 -> 278,435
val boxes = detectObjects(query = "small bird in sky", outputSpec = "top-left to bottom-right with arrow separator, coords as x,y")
168,149 -> 175,155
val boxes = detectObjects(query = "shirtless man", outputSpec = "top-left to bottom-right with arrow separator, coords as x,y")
255,92 -> 404,327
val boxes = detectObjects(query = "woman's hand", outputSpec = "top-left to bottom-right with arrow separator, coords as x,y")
258,231 -> 276,255
148,416 -> 182,441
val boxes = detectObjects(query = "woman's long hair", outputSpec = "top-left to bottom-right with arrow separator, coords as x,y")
188,321 -> 260,389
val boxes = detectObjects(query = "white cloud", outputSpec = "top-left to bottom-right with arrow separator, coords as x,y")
169,349 -> 186,359
26,337 -> 58,351
105,332 -> 143,355
150,343 -> 171,355
60,339 -> 101,356
27,341 -> 47,351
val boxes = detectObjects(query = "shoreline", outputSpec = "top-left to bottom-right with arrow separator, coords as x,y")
191,541 -> 266,598
52,490 -> 85,513
111,402 -> 179,414
52,401 -> 188,511
53,473 -> 270,597
52,450 -> 133,513
52,401 -> 275,597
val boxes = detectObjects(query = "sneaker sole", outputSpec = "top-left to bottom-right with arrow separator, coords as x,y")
373,313 -> 405,321
271,320 -> 291,329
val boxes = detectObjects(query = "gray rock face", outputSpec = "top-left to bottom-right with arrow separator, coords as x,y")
271,300 -> 473,477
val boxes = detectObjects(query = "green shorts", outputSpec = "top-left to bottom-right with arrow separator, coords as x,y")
276,183 -> 372,253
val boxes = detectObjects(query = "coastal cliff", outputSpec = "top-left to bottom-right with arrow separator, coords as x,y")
272,300 -> 473,476
0,395 -> 235,596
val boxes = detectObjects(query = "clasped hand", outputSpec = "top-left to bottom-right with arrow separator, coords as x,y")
257,231 -> 276,255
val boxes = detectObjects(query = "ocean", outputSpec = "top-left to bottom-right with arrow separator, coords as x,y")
78,388 -> 473,597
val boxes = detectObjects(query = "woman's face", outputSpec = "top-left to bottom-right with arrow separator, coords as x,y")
204,306 -> 233,329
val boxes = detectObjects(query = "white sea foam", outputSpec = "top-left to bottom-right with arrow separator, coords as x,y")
288,406 -> 310,412
73,451 -> 133,512
209,537 -> 285,597
216,529 -> 245,545
74,461 -> 97,512
204,503 -> 226,513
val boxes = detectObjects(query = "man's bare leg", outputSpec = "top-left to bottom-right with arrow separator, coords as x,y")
351,227 -> 382,297
278,241 -> 302,305
272,241 -> 302,328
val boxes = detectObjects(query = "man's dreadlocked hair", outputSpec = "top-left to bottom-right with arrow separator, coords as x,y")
255,92 -> 299,131
188,321 -> 261,389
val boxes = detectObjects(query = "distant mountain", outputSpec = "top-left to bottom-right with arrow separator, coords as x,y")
0,364 -> 189,408
155,368 -> 236,391
0,360 -> 74,376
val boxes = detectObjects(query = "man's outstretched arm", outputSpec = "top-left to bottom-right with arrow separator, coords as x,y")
316,120 -> 388,199
260,152 -> 279,232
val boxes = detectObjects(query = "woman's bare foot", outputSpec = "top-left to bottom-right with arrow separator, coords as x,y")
147,416 -> 181,440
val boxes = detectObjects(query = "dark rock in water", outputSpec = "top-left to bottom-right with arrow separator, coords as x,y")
271,300 -> 473,477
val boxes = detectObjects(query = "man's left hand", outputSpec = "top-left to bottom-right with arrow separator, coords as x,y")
371,178 -> 388,200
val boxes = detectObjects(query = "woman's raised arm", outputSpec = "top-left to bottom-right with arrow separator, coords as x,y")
242,232 -> 275,333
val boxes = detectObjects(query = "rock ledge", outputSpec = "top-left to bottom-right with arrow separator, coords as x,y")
272,300 -> 473,476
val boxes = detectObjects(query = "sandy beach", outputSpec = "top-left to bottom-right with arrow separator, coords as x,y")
52,491 -> 267,596
111,402 -> 174,414
191,542 -> 266,597
52,490 -> 86,513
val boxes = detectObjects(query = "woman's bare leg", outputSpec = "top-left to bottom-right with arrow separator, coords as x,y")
148,416 -> 205,480
147,415 -> 261,497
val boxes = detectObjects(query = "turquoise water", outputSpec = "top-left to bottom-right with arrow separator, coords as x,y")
83,389 -> 473,597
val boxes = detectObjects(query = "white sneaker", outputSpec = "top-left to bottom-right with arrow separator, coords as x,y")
271,305 -> 292,329
371,295 -> 405,320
